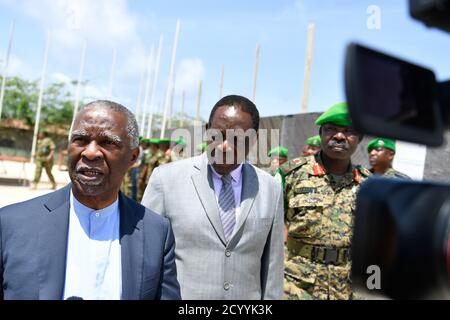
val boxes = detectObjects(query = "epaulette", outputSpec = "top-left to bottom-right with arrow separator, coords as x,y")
278,157 -> 307,176
355,165 -> 372,178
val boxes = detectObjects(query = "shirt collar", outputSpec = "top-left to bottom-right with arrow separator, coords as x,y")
70,190 -> 119,219
209,163 -> 244,183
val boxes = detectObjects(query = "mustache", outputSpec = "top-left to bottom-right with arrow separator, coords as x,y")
76,165 -> 104,174
328,140 -> 349,150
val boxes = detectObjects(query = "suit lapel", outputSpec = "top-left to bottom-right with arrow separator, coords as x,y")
38,184 -> 71,300
119,193 -> 144,300
191,155 -> 227,246
229,163 -> 257,242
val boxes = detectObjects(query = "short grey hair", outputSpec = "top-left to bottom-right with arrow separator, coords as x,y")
79,100 -> 139,149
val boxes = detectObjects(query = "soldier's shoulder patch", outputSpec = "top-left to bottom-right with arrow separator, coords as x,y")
279,157 -> 307,176
355,165 -> 372,177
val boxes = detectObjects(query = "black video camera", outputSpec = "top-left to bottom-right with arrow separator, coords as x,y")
345,0 -> 450,299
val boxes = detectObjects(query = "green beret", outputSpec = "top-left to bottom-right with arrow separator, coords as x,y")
306,135 -> 321,147
197,143 -> 208,152
159,138 -> 171,144
143,138 -> 152,144
367,138 -> 396,153
39,128 -> 48,134
176,137 -> 186,146
139,136 -> 144,143
315,102 -> 351,127
149,138 -> 160,145
268,146 -> 288,158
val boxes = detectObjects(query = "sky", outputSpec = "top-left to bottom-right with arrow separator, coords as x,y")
0,0 -> 449,122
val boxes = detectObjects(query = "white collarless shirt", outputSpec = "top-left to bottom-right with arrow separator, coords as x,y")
63,191 -> 122,300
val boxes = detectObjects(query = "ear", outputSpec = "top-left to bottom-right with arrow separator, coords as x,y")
387,150 -> 395,161
130,147 -> 139,164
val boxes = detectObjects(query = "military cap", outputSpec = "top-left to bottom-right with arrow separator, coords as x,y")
159,138 -> 171,144
367,138 -> 396,153
315,102 -> 352,127
149,138 -> 160,145
176,137 -> 186,146
197,142 -> 208,152
268,146 -> 288,158
306,135 -> 321,147
39,128 -> 49,134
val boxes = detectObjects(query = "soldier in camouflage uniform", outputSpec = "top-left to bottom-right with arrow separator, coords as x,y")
157,138 -> 172,166
302,135 -> 321,157
137,139 -> 160,202
368,138 -> 410,179
32,129 -> 57,189
268,146 -> 288,176
277,102 -> 371,300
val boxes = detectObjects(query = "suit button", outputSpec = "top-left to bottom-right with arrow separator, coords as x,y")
225,250 -> 231,257
223,282 -> 230,290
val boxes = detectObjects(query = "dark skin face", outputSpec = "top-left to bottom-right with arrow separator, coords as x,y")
320,123 -> 360,175
302,145 -> 321,157
38,132 -> 46,140
68,106 -> 139,209
369,147 -> 394,175
208,105 -> 255,175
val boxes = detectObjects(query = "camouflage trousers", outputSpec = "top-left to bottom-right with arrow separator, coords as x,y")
34,160 -> 56,185
283,249 -> 354,300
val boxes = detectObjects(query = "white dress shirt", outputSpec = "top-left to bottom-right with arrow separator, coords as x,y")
209,163 -> 243,223
63,191 -> 122,300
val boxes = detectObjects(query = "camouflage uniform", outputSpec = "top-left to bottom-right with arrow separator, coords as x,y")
372,167 -> 411,179
121,169 -> 132,198
34,137 -> 57,188
280,154 -> 371,300
157,149 -> 171,166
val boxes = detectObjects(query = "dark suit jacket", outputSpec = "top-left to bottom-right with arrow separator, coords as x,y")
0,184 -> 180,300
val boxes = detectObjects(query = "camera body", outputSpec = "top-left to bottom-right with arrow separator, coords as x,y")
345,0 -> 450,299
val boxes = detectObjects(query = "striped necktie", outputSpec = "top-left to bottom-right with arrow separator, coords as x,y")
218,174 -> 236,242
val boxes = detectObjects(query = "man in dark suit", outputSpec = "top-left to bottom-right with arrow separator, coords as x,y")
0,100 -> 180,300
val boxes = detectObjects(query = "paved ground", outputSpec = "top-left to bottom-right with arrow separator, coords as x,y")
0,159 -> 70,208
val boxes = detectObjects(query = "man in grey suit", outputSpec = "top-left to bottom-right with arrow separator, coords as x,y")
0,100 -> 180,300
141,95 -> 284,299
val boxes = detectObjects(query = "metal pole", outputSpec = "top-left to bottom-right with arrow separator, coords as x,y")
252,44 -> 260,103
301,23 -> 315,113
180,89 -> 185,128
167,76 -> 176,129
219,64 -> 224,99
196,79 -> 202,122
146,33 -> 164,138
108,48 -> 117,99
140,45 -> 155,136
68,39 -> 87,141
31,30 -> 51,163
160,19 -> 181,139
0,20 -> 15,121
135,67 -> 146,127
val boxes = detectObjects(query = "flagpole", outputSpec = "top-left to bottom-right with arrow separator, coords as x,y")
146,33 -> 164,138
31,30 -> 51,163
252,44 -> 260,103
68,39 -> 87,141
108,48 -> 117,99
0,20 -> 15,121
301,23 -> 315,113
160,19 -> 181,139
219,64 -> 224,99
140,45 -> 155,136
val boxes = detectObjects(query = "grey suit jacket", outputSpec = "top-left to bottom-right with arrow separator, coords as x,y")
0,184 -> 181,300
141,154 -> 284,300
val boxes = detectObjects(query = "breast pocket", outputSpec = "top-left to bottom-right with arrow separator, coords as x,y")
288,193 -> 332,239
